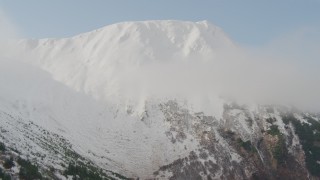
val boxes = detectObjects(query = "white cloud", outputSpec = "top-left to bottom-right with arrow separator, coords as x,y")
0,14 -> 319,113
0,8 -> 19,57
115,28 -> 320,112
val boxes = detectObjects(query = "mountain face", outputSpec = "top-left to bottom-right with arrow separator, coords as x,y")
0,20 -> 320,179
16,20 -> 235,103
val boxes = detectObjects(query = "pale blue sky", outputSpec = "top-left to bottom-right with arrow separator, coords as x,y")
0,0 -> 319,46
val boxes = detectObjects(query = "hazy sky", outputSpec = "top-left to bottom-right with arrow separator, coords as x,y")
0,0 -> 319,46
0,1 -> 319,112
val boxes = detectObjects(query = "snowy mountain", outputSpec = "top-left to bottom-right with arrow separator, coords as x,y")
16,20 -> 234,103
0,20 -> 320,179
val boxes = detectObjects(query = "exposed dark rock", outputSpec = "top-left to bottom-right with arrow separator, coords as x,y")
155,101 -> 320,179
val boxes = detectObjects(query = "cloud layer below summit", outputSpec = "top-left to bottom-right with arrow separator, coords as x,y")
0,10 -> 319,112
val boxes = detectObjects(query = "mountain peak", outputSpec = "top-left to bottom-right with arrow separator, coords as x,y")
93,20 -> 215,32
75,20 -> 231,48
18,20 -> 235,108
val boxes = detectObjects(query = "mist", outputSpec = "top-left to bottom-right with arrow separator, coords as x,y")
0,8 -> 18,57
115,29 -> 320,112
0,10 -> 319,113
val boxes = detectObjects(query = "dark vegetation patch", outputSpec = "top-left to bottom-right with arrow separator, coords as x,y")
266,117 -> 276,124
64,161 -> 128,180
17,157 -> 42,180
282,114 -> 320,176
265,124 -> 288,164
0,168 -> 11,180
267,125 -> 281,136
64,163 -> 105,180
0,142 -> 5,152
237,138 -> 256,153
3,157 -> 15,169
272,135 -> 287,164
0,137 -> 127,180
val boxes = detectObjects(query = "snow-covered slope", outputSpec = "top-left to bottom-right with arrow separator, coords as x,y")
16,20 -> 234,106
0,57 -> 196,177
1,20 -> 320,179
10,21 -> 234,177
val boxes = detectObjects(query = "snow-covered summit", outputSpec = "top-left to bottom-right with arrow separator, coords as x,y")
21,20 -> 233,63
17,20 -> 236,106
